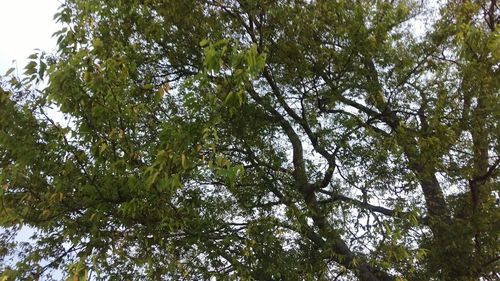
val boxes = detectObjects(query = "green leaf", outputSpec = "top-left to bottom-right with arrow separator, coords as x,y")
4,67 -> 15,76
199,39 -> 209,47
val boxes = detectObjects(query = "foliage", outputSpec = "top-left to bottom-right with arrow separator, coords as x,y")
0,0 -> 499,280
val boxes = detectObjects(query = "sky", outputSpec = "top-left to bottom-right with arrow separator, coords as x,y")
0,0 -> 62,74
0,1 -> 63,271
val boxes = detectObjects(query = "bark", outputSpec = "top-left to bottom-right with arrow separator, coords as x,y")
248,79 -> 393,281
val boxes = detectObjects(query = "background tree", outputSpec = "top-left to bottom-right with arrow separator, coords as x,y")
0,0 -> 498,280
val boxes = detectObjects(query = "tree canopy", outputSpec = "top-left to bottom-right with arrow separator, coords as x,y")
0,0 -> 499,280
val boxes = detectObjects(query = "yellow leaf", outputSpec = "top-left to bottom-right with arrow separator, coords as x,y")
181,153 -> 187,169
93,38 -> 103,49
163,83 -> 170,93
156,87 -> 164,100
99,142 -> 107,154
42,209 -> 51,218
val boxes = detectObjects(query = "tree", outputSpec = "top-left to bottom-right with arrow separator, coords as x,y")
0,0 -> 498,280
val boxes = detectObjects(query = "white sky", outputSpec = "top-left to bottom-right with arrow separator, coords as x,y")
0,1 -> 63,272
0,0 -> 62,74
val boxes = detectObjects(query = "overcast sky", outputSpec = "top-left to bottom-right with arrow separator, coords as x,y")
0,0 -> 63,260
0,0 -> 61,74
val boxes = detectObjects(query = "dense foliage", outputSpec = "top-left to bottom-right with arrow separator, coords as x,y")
1,0 -> 499,280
